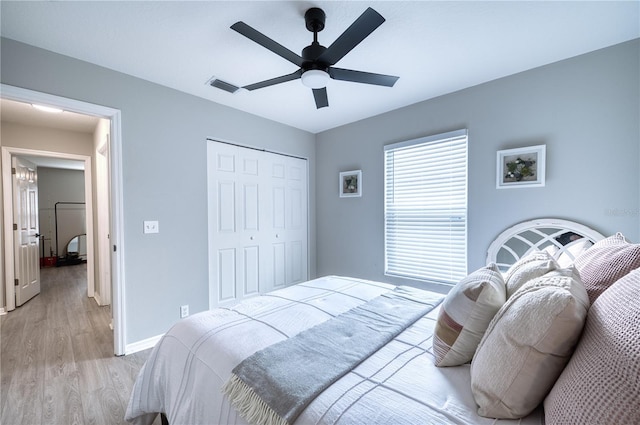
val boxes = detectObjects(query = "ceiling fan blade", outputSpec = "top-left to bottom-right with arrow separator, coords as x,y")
231,21 -> 304,67
312,88 -> 329,109
329,67 -> 399,87
317,7 -> 385,66
243,70 -> 303,91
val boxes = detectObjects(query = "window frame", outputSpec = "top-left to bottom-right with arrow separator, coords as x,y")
383,129 -> 468,286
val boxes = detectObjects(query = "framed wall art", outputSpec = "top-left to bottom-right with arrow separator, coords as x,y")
339,170 -> 362,197
496,145 -> 546,189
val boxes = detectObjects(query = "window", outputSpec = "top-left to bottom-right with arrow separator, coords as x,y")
384,129 -> 468,285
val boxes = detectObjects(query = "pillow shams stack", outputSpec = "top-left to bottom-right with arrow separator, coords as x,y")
470,265 -> 589,419
574,232 -> 640,304
544,268 -> 640,425
433,263 -> 506,367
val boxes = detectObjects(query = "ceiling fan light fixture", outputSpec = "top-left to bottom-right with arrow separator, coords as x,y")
301,69 -> 330,89
231,7 -> 397,108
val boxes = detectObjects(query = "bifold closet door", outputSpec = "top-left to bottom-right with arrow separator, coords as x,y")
267,152 -> 308,291
207,141 -> 308,308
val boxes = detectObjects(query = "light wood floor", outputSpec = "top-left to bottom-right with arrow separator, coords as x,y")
1,264 -> 159,425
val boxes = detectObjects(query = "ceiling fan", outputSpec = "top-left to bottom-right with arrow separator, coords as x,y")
231,7 -> 399,109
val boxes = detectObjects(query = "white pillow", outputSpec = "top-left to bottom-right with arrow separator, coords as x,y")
543,244 -> 560,257
470,267 -> 589,419
557,238 -> 593,268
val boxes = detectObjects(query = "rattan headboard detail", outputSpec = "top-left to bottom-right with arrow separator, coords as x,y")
486,218 -> 605,272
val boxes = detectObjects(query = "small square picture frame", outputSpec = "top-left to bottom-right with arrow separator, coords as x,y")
496,145 -> 546,189
339,170 -> 362,197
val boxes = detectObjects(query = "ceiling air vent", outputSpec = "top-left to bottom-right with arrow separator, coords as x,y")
208,77 -> 240,94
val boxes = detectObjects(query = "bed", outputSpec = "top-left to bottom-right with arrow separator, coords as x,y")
126,218 -> 640,425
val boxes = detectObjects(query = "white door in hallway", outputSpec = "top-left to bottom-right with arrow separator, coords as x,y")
207,141 -> 308,308
12,156 -> 41,306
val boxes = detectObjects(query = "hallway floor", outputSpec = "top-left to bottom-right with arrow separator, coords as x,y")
0,264 -> 157,425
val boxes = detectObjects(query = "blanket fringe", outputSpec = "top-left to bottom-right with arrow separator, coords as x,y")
222,374 -> 288,425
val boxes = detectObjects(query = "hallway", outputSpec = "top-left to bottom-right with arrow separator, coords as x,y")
1,264 -> 152,425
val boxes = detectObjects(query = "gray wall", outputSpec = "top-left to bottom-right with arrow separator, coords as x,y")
3,35 -> 638,345
316,39 -> 640,293
1,38 -> 316,344
37,167 -> 86,258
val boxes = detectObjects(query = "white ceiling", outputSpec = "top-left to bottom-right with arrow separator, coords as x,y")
0,98 -> 91,170
23,154 -> 85,171
1,1 -> 638,134
1,98 -> 100,133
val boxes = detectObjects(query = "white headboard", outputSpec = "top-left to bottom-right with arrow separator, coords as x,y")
487,218 -> 605,272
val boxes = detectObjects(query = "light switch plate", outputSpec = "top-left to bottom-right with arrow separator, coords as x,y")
143,220 -> 159,234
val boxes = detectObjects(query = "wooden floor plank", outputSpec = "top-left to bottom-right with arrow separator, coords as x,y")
0,371 -> 25,425
0,334 -> 22,413
0,264 -> 153,425
44,325 -> 75,379
42,372 -> 86,425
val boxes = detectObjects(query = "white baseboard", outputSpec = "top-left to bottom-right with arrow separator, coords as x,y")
125,333 -> 164,355
0,307 -> 6,316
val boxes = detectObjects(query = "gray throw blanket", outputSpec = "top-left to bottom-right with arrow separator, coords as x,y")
222,286 -> 443,425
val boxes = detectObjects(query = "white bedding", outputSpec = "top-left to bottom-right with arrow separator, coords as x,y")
126,276 -> 543,425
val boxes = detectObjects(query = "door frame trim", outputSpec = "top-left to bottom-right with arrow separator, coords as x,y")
0,84 -> 127,356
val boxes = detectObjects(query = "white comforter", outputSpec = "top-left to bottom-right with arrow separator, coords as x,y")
126,276 -> 543,425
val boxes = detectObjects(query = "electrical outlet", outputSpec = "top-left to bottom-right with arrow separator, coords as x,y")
180,305 -> 189,318
143,220 -> 159,234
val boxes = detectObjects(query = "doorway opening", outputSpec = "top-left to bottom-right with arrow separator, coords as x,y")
0,84 -> 126,355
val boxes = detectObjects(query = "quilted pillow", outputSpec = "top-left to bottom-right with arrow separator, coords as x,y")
544,268 -> 640,425
470,267 -> 589,419
574,232 -> 640,304
503,250 -> 558,298
432,263 -> 506,367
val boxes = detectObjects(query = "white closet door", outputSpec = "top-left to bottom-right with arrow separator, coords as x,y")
207,141 -> 308,308
266,153 -> 308,291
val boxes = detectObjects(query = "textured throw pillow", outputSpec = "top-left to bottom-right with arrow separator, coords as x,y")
470,267 -> 589,419
432,263 -> 506,367
544,268 -> 640,425
503,251 -> 558,298
574,232 -> 640,304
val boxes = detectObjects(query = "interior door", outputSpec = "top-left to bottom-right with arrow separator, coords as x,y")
12,156 -> 41,306
268,154 -> 308,290
207,141 -> 308,308
209,142 -> 265,307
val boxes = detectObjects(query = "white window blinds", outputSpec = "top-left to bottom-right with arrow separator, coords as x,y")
384,129 -> 468,286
